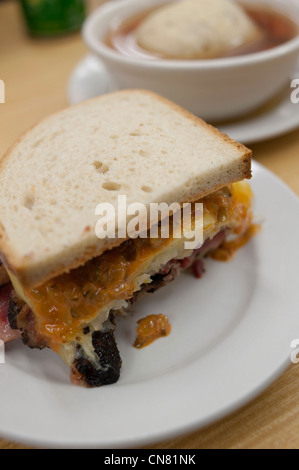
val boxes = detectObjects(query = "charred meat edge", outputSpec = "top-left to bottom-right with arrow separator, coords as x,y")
5,230 -> 226,387
8,290 -> 122,387
71,320 -> 122,388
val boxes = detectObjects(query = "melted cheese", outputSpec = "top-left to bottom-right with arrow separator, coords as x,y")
10,182 -> 253,350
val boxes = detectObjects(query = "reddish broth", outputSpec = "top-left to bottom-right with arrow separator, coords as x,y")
106,3 -> 298,60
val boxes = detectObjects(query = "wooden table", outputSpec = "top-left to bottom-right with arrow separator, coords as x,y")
1,0 -> 299,450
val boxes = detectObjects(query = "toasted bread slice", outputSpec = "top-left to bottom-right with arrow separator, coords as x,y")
0,90 -> 251,289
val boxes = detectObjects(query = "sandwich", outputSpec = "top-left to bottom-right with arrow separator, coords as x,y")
0,90 -> 254,387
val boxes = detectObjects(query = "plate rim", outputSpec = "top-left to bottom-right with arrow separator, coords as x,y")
0,359 -> 291,449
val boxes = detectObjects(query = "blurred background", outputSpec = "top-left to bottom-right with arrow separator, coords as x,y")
0,0 -> 106,35
0,0 -> 108,157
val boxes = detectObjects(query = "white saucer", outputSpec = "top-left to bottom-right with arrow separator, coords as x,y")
68,54 -> 299,145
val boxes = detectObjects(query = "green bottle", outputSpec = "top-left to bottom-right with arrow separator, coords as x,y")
20,0 -> 86,37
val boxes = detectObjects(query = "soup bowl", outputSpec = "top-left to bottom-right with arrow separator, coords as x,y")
83,0 -> 299,121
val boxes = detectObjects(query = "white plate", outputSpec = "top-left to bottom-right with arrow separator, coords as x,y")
68,54 -> 299,145
0,161 -> 299,448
